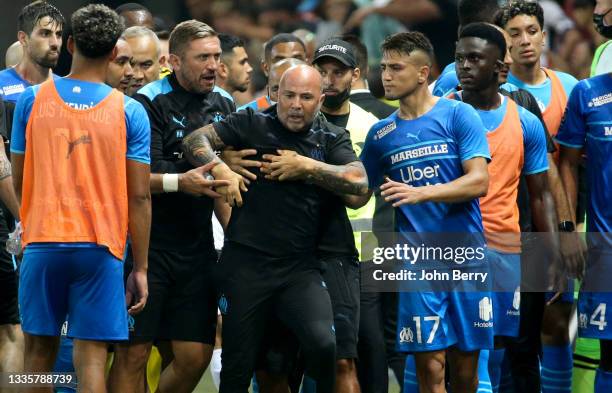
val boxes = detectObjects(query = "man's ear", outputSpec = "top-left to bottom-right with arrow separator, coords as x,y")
418,65 -> 430,84
218,62 -> 228,80
168,53 -> 181,71
67,36 -> 75,56
17,31 -> 27,47
352,67 -> 361,84
262,60 -> 269,77
108,45 -> 118,62
158,55 -> 167,67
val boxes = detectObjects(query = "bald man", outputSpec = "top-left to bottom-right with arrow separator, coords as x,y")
182,64 -> 368,393
4,42 -> 23,68
122,26 -> 165,95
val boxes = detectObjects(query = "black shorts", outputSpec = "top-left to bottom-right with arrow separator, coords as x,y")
321,256 -> 360,360
124,247 -> 217,344
0,207 -> 18,326
0,261 -> 19,325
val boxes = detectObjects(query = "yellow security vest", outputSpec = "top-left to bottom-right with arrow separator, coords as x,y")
345,103 -> 379,260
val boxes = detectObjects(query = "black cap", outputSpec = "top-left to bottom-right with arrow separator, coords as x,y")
313,38 -> 357,68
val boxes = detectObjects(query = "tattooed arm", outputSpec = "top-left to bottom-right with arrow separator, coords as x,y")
0,146 -> 20,220
261,150 -> 369,195
182,124 -> 247,207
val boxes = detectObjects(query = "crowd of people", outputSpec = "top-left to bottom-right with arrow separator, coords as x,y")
0,1 -> 611,393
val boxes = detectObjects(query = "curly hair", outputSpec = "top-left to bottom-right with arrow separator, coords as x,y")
71,4 -> 124,59
381,32 -> 434,66
497,0 -> 544,30
18,1 -> 64,36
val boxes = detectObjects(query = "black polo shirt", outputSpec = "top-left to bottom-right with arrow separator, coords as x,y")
213,105 -> 358,257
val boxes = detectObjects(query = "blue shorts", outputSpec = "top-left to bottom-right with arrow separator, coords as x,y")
19,246 -> 128,341
488,249 -> 520,338
397,291 -> 494,352
577,251 -> 612,340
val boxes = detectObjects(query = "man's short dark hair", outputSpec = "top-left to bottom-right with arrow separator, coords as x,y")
71,4 -> 123,59
115,2 -> 150,15
219,33 -> 245,61
459,22 -> 507,61
497,0 -> 544,30
18,1 -> 64,36
458,0 -> 500,26
264,33 -> 305,62
381,32 -> 434,66
341,34 -> 368,75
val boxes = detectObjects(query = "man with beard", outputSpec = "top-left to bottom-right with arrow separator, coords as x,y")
312,37 -> 378,393
105,37 -> 135,94
0,0 -> 63,377
181,64 -> 368,393
108,20 -> 235,393
216,34 -> 253,101
0,1 -> 63,103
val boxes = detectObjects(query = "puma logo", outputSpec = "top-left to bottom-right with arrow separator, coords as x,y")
62,134 -> 92,158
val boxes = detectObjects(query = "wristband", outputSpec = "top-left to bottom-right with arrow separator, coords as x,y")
558,221 -> 575,232
162,173 -> 179,192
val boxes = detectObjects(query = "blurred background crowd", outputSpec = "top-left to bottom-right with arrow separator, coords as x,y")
3,0 -> 607,107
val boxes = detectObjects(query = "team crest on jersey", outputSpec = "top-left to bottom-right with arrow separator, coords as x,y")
374,122 -> 396,140
579,313 -> 588,329
310,145 -> 325,161
399,327 -> 414,343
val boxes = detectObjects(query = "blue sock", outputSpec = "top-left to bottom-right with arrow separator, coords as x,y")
488,348 -> 505,393
477,350 -> 493,393
595,368 -> 612,393
403,354 -> 418,393
541,344 -> 572,393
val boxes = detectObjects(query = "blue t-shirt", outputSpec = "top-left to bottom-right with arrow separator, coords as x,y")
433,62 -> 458,97
360,97 -> 490,234
11,77 -> 151,250
11,78 -> 150,164
467,95 -> 549,175
507,70 -> 578,113
556,74 -> 612,248
0,68 -> 31,103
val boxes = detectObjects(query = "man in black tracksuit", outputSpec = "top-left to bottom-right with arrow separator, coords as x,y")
108,20 -> 234,393
181,64 -> 369,393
